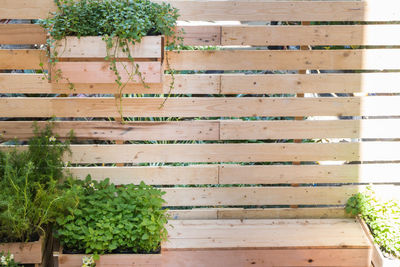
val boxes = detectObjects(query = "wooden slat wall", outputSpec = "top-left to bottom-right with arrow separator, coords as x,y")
1,0 -> 400,219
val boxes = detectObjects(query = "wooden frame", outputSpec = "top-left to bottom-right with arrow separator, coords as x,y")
50,36 -> 163,84
0,237 -> 44,266
56,252 -> 162,267
358,217 -> 400,267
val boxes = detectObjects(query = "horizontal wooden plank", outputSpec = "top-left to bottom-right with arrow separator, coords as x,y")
6,49 -> 400,71
53,36 -> 162,59
0,74 -> 219,94
69,166 -> 218,185
2,0 -> 400,21
220,119 -> 400,139
3,73 -> 400,94
168,0 -> 400,22
162,248 -> 371,267
165,219 -> 370,248
8,24 -> 400,47
0,121 -> 219,141
1,143 -> 396,163
168,49 -> 400,71
0,49 -> 45,69
1,96 -> 400,118
169,208 -> 349,220
219,164 -> 400,184
0,24 -> 46,45
3,119 -> 400,141
163,186 -> 364,206
217,207 -> 349,219
222,25 -> 400,46
168,209 -> 219,220
220,73 -> 400,94
53,61 -> 162,83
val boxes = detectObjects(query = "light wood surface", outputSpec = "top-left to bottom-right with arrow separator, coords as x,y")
164,219 -> 371,249
0,24 -> 46,44
53,62 -> 162,83
2,0 -> 400,21
52,36 -> 162,59
3,96 -> 400,118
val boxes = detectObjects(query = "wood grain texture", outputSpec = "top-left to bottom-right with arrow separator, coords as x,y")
162,248 -> 371,267
0,49 -> 45,69
6,49 -> 400,71
220,73 -> 400,94
53,61 -> 162,83
3,96 -> 400,118
2,0 -> 400,21
0,238 -> 43,264
167,50 -> 400,71
69,166 -> 218,185
222,25 -> 400,46
4,142 -> 389,163
0,24 -> 46,45
162,186 -> 364,206
219,164 -> 400,184
58,254 -> 162,267
220,119 -> 400,139
0,121 -> 219,141
217,207 -> 350,219
52,36 -> 162,58
0,74 -> 219,94
0,142 -> 397,163
164,219 -> 371,248
2,73 -> 400,94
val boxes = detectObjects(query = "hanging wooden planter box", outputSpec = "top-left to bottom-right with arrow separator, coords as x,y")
358,217 -> 400,267
50,36 -> 163,84
0,237 -> 44,265
56,252 -> 162,267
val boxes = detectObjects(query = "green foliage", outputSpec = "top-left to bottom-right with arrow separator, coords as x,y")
0,123 -> 78,243
346,187 -> 400,258
55,176 -> 168,255
38,0 -> 181,120
0,252 -> 20,267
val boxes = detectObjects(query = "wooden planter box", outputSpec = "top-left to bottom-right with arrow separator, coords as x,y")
0,237 -> 44,266
50,36 -> 163,84
358,217 -> 400,267
57,252 -> 162,267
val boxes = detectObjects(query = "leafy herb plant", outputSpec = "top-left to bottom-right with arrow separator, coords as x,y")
38,0 -> 181,120
55,176 -> 168,255
0,252 -> 19,267
0,123 -> 78,243
346,187 -> 400,259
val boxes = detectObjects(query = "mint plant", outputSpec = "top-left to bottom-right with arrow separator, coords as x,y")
55,177 -> 168,255
346,187 -> 400,259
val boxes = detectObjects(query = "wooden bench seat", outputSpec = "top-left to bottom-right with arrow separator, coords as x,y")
162,219 -> 372,267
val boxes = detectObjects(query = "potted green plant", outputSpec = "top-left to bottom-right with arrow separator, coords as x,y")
346,187 -> 400,267
38,0 -> 181,119
0,123 -> 78,266
55,177 -> 168,267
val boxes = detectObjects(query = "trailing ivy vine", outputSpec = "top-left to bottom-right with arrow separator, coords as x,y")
38,0 -> 182,121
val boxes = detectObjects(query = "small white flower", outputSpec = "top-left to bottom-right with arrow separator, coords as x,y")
9,254 -> 13,260
1,256 -> 6,264
49,136 -> 56,142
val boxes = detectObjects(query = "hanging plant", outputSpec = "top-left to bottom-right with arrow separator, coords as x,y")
38,0 -> 182,121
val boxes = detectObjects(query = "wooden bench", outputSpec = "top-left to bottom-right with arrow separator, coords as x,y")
2,0 -> 400,266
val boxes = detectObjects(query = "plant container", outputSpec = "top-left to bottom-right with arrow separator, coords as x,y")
358,217 -> 400,267
50,36 -> 163,84
0,237 -> 44,266
56,251 -> 162,267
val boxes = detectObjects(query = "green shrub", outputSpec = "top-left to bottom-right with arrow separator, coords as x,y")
346,187 -> 400,258
55,177 -> 168,255
0,123 -> 78,243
